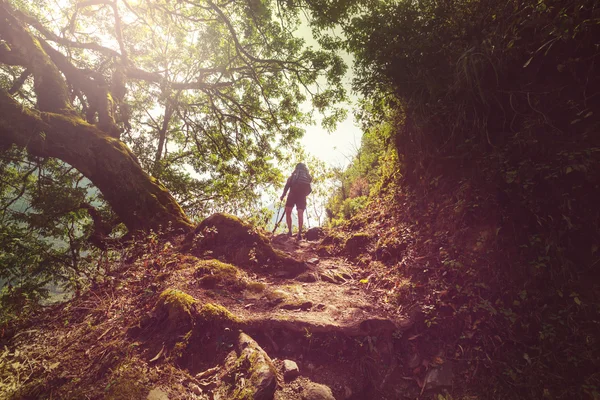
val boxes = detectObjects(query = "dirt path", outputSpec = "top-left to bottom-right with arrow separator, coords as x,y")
0,225 -> 420,400
177,234 -> 401,335
166,233 -> 413,398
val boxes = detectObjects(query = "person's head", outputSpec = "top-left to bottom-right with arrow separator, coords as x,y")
295,162 -> 307,171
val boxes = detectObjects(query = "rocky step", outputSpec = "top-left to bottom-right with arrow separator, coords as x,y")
134,288 -> 425,399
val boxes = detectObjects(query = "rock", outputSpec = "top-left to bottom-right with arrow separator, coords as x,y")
423,361 -> 454,391
305,227 -> 324,241
189,383 -> 203,395
183,213 -> 305,275
295,272 -> 318,282
283,359 -> 300,380
343,233 -> 371,258
302,382 -> 335,400
232,332 -> 277,400
316,245 -> 332,257
147,388 -> 169,400
153,288 -> 196,333
306,257 -> 320,265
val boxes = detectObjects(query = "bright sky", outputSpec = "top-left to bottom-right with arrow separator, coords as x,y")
301,102 -> 362,169
296,22 -> 363,169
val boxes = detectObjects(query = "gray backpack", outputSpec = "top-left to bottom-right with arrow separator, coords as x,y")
290,168 -> 312,196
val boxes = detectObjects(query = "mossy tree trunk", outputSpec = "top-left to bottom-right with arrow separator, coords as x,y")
0,91 -> 192,233
0,3 -> 192,233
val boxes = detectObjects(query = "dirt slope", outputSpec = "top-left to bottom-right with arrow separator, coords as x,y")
0,215 -> 432,400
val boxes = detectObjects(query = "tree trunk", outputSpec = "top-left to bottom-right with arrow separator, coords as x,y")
0,90 -> 193,233
0,3 -> 192,234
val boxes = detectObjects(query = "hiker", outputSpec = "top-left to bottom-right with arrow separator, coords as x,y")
280,163 -> 312,239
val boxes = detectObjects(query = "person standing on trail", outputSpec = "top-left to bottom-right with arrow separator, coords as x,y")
280,163 -> 312,239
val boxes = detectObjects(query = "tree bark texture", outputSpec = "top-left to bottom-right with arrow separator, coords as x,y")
0,91 -> 193,232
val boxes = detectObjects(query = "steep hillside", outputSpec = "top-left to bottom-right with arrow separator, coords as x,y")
321,174 -> 600,399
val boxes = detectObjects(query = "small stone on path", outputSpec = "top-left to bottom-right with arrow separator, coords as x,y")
306,257 -> 319,265
281,301 -> 313,311
283,359 -> 300,380
295,272 -> 318,282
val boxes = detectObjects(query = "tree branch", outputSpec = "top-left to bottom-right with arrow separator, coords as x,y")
38,39 -> 119,136
124,65 -> 234,90
14,8 -> 122,58
8,68 -> 31,94
0,88 -> 192,232
0,2 -> 71,112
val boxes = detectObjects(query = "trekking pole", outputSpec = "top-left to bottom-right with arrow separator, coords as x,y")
272,200 -> 285,234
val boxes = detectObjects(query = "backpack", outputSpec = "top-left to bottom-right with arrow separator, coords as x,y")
290,168 -> 312,196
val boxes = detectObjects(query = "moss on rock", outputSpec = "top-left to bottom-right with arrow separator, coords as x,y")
183,213 -> 306,276
228,332 -> 277,400
344,232 -> 372,258
154,289 -> 196,332
195,259 -> 247,290
198,303 -> 241,325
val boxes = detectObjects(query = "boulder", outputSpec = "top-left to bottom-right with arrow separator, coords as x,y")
183,213 -> 305,276
227,332 -> 278,400
153,289 -> 196,333
305,227 -> 324,241
283,359 -> 300,380
302,382 -> 335,400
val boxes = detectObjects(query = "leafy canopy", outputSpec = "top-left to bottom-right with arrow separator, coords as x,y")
0,0 -> 346,308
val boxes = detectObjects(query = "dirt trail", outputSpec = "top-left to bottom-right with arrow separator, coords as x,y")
165,232 -> 414,398
229,234 -> 400,331
0,223 -> 421,400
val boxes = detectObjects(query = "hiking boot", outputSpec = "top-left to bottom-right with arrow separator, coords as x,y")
287,231 -> 293,237
297,232 -> 302,240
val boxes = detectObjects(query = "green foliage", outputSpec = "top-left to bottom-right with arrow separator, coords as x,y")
325,119 -> 396,224
0,0 -> 346,218
0,148 -> 112,324
305,0 -> 600,398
